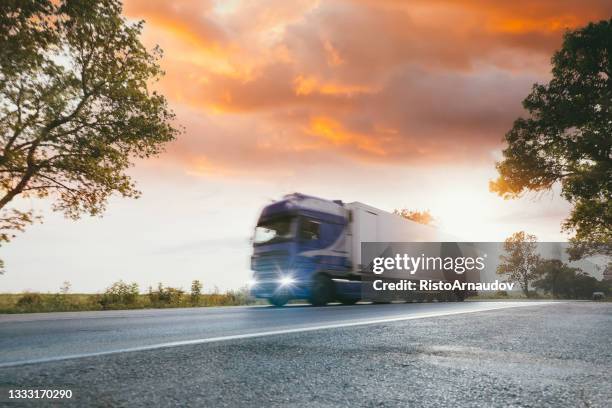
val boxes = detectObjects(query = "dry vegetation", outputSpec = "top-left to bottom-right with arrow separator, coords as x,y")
0,280 -> 259,313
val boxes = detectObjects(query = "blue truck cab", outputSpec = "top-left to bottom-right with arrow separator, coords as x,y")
250,193 -> 359,306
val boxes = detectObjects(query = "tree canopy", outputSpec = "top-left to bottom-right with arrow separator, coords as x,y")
533,259 -> 581,298
490,20 -> 611,258
0,1 -> 178,252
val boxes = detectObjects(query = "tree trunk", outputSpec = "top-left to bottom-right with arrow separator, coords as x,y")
0,167 -> 35,211
0,139 -> 40,211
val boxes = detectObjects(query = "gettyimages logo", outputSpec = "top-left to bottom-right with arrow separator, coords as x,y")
371,253 -> 487,275
361,242 -> 515,301
368,252 -> 512,293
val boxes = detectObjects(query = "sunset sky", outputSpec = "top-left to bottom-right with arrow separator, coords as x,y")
3,0 -> 611,293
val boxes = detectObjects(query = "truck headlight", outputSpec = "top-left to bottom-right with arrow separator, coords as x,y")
279,276 -> 295,287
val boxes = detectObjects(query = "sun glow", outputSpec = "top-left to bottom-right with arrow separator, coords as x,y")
425,178 -> 509,241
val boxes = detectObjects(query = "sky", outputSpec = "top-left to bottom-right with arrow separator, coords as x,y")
2,0 -> 611,293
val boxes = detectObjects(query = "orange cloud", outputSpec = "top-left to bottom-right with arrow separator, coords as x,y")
121,0 -> 612,176
293,75 -> 372,96
307,117 -> 386,154
124,0 -> 225,48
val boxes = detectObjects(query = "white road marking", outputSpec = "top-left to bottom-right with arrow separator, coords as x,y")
0,302 -> 555,368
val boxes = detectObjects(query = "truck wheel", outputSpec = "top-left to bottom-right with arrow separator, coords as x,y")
340,298 -> 358,305
269,295 -> 289,307
309,274 -> 334,306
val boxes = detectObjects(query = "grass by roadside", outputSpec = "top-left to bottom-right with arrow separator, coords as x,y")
0,280 -> 262,314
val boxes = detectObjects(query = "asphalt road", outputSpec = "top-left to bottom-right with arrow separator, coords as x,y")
0,301 -> 610,407
0,301 -> 542,367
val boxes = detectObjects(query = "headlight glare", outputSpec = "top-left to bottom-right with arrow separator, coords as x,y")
279,276 -> 295,287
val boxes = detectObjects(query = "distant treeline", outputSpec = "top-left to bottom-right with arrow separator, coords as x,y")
0,280 -> 258,314
532,259 -> 610,299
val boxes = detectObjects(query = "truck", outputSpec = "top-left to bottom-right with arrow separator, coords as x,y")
250,193 -> 470,306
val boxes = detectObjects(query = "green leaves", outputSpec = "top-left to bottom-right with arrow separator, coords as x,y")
491,20 -> 612,255
0,0 -> 178,243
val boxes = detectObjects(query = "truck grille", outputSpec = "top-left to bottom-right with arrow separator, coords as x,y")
251,252 -> 288,281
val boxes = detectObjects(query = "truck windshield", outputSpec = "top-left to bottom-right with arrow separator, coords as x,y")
254,216 -> 295,245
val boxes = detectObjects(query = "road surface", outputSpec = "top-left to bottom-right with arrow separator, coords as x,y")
0,301 -> 610,407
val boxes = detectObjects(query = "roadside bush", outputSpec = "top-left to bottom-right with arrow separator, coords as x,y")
16,292 -> 43,309
149,283 -> 184,307
201,287 -> 252,306
226,287 -> 251,305
46,281 -> 74,311
99,280 -> 139,309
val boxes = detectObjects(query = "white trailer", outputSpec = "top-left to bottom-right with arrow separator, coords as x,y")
345,202 -> 453,273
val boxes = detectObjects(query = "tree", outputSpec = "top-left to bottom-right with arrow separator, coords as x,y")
533,259 -> 580,298
497,231 -> 541,297
572,272 -> 609,299
393,209 -> 434,225
0,1 -> 178,254
190,279 -> 202,305
533,259 -> 609,299
490,20 -> 611,259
